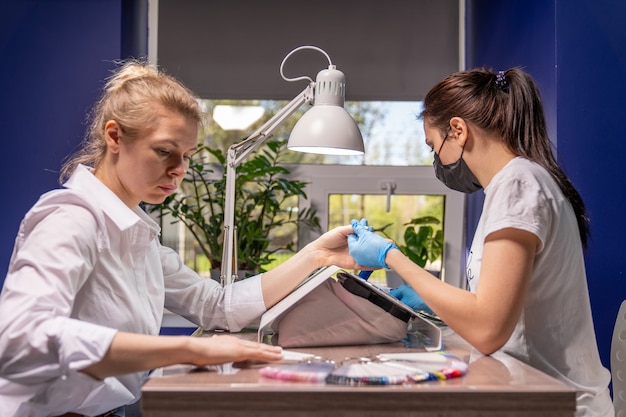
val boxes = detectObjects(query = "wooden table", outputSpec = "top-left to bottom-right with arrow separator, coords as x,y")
141,329 -> 576,417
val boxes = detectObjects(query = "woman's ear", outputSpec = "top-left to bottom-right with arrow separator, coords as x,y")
103,120 -> 122,154
449,117 -> 468,147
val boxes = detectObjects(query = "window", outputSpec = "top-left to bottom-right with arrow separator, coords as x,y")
327,193 -> 445,286
291,165 -> 466,289
197,99 -> 430,166
149,0 -> 467,290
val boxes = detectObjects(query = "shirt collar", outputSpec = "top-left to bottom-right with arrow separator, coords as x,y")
63,165 -> 160,236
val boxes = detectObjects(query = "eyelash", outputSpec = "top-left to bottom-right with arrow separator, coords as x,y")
158,149 -> 191,162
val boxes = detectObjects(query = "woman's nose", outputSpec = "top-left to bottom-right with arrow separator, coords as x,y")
168,158 -> 187,176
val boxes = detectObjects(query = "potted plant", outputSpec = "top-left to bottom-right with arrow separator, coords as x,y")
397,216 -> 443,270
149,139 -> 321,278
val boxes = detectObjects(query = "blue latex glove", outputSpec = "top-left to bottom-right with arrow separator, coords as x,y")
358,270 -> 373,280
390,284 -> 433,314
348,218 -> 398,269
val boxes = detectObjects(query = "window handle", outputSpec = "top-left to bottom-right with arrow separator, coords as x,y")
381,181 -> 396,212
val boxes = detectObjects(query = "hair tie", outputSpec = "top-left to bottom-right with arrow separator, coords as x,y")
495,70 -> 509,92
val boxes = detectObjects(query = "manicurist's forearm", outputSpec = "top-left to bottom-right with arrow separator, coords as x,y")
384,249 -> 509,354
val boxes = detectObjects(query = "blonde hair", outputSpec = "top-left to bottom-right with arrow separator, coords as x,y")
60,59 -> 203,183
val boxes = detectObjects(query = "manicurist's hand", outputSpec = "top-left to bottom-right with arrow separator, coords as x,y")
390,284 -> 433,314
348,218 -> 399,269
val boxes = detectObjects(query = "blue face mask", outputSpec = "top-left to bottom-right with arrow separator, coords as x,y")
432,137 -> 482,194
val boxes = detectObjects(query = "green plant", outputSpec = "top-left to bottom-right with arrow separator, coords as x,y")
150,139 -> 321,274
379,216 -> 443,269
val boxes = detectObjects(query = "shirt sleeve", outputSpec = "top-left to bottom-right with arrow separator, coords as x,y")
159,243 -> 266,332
483,169 -> 552,253
0,200 -> 118,386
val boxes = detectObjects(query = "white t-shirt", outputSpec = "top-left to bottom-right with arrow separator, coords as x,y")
0,165 -> 267,417
466,157 -> 613,417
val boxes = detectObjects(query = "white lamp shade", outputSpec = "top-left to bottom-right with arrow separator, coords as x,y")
288,105 -> 364,155
288,64 -> 364,155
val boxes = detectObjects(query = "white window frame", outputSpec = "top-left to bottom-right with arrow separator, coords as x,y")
290,164 -> 466,289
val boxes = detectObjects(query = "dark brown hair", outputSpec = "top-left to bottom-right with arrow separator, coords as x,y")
421,67 -> 590,248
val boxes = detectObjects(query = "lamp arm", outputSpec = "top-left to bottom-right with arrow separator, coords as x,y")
220,83 -> 315,286
229,85 -> 313,166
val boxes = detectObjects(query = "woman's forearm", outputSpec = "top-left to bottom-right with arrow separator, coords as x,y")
260,224 -> 357,309
259,243 -> 320,308
80,332 -> 193,379
81,332 -> 283,380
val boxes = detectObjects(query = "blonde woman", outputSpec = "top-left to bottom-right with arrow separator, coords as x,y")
0,61 -> 357,417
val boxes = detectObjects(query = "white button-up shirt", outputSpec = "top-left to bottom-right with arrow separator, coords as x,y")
0,165 -> 266,416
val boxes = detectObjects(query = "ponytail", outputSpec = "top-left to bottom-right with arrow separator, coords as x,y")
422,68 -> 590,248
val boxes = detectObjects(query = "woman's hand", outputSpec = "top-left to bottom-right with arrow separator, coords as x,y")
81,332 -> 283,380
309,224 -> 360,269
188,334 -> 283,366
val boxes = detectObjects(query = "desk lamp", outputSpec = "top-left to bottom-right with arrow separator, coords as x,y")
220,45 -> 364,286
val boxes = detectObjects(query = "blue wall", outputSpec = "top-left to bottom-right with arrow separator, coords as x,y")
1,0 -> 624,371
467,0 -> 626,371
556,0 -> 626,372
0,0 -> 122,281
